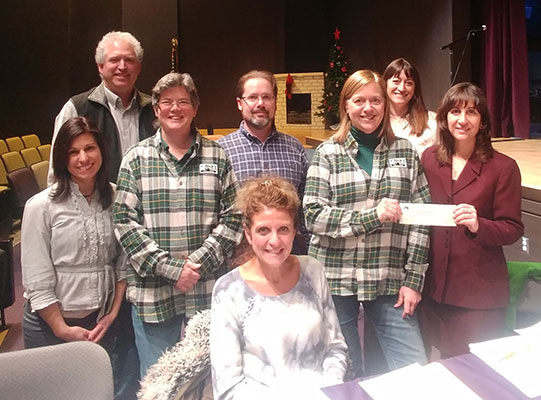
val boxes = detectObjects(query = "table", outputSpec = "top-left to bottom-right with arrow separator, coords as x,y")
321,353 -> 541,400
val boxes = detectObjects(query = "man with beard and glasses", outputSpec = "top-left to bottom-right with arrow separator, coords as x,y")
218,70 -> 309,254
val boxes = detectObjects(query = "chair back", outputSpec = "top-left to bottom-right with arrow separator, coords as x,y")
31,160 -> 49,191
8,167 -> 40,209
0,139 -> 8,155
0,158 -> 9,186
21,133 -> 41,148
38,143 -> 52,161
5,136 -> 24,152
1,151 -> 26,173
21,147 -> 43,167
0,341 -> 114,400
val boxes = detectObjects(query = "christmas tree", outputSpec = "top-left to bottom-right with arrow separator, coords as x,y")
316,27 -> 349,128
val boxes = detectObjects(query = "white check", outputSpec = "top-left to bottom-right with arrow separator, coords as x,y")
399,203 -> 456,226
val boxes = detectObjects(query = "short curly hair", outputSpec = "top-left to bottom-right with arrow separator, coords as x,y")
95,31 -> 143,64
236,177 -> 300,229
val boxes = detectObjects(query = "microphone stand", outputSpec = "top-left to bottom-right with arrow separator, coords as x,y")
441,29 -> 480,86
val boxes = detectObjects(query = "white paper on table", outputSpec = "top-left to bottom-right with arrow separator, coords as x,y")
515,320 -> 541,337
469,335 -> 541,398
359,362 -> 482,400
399,203 -> 456,226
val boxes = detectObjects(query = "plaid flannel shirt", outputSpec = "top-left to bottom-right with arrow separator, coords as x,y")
217,122 -> 308,189
218,122 -> 309,241
303,132 -> 430,300
113,130 -> 242,322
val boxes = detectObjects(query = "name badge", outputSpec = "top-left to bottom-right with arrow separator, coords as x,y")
388,158 -> 407,168
199,163 -> 218,174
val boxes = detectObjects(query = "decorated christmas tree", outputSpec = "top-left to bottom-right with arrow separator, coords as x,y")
316,27 -> 349,128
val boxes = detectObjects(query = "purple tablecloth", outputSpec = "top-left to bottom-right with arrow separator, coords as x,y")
321,353 -> 541,400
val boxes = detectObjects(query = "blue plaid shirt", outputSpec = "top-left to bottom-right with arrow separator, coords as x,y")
218,122 -> 309,240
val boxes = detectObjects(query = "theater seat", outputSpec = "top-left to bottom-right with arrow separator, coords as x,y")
0,341 -> 113,400
20,147 -> 43,168
38,143 -> 52,161
1,151 -> 26,173
0,139 -> 8,155
31,160 -> 49,191
7,167 -> 39,217
21,133 -> 41,148
5,136 -> 24,152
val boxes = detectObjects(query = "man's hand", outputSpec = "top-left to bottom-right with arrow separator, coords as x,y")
175,260 -> 201,292
394,286 -> 422,319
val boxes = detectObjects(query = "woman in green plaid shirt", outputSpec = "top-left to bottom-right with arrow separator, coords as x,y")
113,73 -> 242,377
303,70 -> 430,377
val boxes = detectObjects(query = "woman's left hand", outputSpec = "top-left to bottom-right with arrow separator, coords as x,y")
394,286 -> 422,319
453,203 -> 479,233
88,312 -> 116,343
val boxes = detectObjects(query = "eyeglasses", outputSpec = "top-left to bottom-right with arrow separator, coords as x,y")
158,99 -> 193,109
241,94 -> 275,105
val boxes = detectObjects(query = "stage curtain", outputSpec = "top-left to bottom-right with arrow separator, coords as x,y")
483,0 -> 530,138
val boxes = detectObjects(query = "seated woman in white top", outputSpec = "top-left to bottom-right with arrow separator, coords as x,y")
22,117 -> 126,351
383,58 -> 437,155
210,177 -> 348,400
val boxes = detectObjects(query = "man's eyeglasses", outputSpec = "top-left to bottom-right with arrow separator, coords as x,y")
158,99 -> 193,109
241,94 -> 275,105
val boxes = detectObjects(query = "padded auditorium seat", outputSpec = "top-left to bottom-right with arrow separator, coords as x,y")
38,143 -> 51,161
31,160 -> 49,191
21,147 -> 43,168
1,151 -> 26,173
21,133 -> 41,148
5,136 -> 24,152
7,167 -> 39,217
0,139 -> 8,155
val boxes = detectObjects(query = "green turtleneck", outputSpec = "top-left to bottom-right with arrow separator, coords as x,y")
350,125 -> 381,175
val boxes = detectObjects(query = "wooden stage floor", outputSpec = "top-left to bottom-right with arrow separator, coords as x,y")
492,138 -> 541,201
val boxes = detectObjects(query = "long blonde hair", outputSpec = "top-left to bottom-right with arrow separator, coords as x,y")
332,70 -> 394,145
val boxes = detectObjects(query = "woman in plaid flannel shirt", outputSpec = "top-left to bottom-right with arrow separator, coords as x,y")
303,70 -> 430,377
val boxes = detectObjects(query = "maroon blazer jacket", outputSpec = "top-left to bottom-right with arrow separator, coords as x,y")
421,145 -> 524,309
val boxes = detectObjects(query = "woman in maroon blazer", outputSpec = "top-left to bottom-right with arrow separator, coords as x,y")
420,83 -> 524,358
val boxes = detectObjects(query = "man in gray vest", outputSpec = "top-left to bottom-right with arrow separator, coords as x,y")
48,31 -> 155,184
